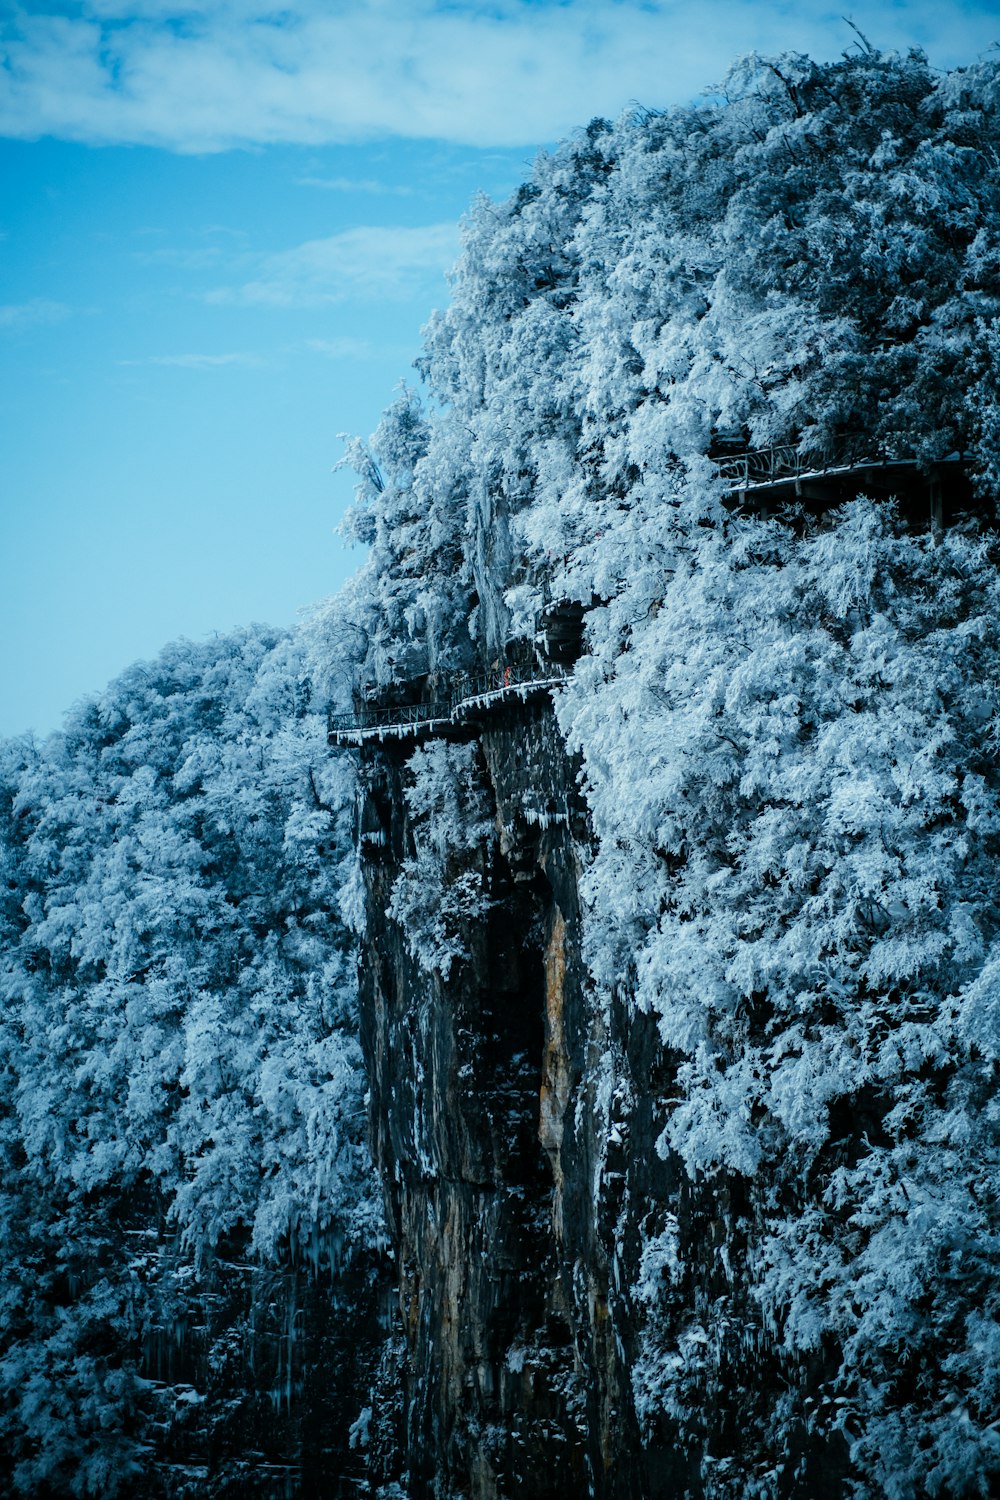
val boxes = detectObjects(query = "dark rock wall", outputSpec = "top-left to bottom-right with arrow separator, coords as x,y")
356,698 -> 633,1497
119,1226 -> 390,1499
358,700 -> 588,1496
356,693 -> 849,1499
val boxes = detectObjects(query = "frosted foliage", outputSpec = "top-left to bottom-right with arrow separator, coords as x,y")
0,625 -> 380,1493
333,48 -> 1000,1493
388,741 -> 495,977
558,502 -> 1000,1492
337,388 -> 473,685
8,38 -> 997,1498
318,41 -> 1000,1499
631,1213 -> 690,1441
339,48 -> 1000,692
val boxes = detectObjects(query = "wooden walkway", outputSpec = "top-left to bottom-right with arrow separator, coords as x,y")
712,439 -> 880,490
328,661 -> 567,746
713,441 -> 964,509
330,444 -> 968,747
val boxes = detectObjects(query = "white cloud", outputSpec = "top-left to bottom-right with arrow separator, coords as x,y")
0,298 -> 71,330
2,2 -> 996,154
306,336 -> 375,359
210,223 -> 459,307
296,175 -> 413,195
119,350 -> 264,367
132,243 -> 232,269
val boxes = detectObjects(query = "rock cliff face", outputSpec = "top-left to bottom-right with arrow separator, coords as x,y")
351,698 -> 675,1496
355,688 -> 854,1499
357,695 -> 592,1495
337,50 -> 1000,1498
352,693 -> 664,1497
134,1229 -> 389,1498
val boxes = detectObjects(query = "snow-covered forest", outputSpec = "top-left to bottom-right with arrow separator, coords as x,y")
0,625 -> 384,1493
340,40 -> 1000,1498
4,39 -> 1000,1499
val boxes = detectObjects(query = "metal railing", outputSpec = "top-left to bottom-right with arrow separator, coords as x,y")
712,436 -> 893,489
328,657 -> 568,744
328,700 -> 450,737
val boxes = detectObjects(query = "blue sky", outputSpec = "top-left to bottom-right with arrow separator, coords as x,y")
2,1 -> 997,738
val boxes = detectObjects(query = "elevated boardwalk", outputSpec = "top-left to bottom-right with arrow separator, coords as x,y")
714,441 -> 966,519
330,446 -> 971,748
328,660 -> 568,747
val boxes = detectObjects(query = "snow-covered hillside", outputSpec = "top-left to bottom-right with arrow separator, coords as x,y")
342,42 -> 1000,1500
0,626 -> 383,1493
4,41 -> 1000,1500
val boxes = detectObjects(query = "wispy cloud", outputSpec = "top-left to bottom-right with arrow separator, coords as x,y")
296,175 -> 413,196
119,350 -> 264,368
306,336 -> 375,360
3,2 -> 995,154
209,223 -> 459,307
0,298 -> 71,330
131,225 -> 252,270
132,244 -> 232,270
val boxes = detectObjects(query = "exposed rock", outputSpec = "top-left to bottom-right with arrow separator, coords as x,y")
355,690 -> 852,1498
357,698 -> 590,1495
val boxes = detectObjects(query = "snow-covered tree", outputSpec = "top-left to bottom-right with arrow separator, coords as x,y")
342,44 -> 1000,687
0,625 -> 382,1495
338,41 -> 1000,1496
